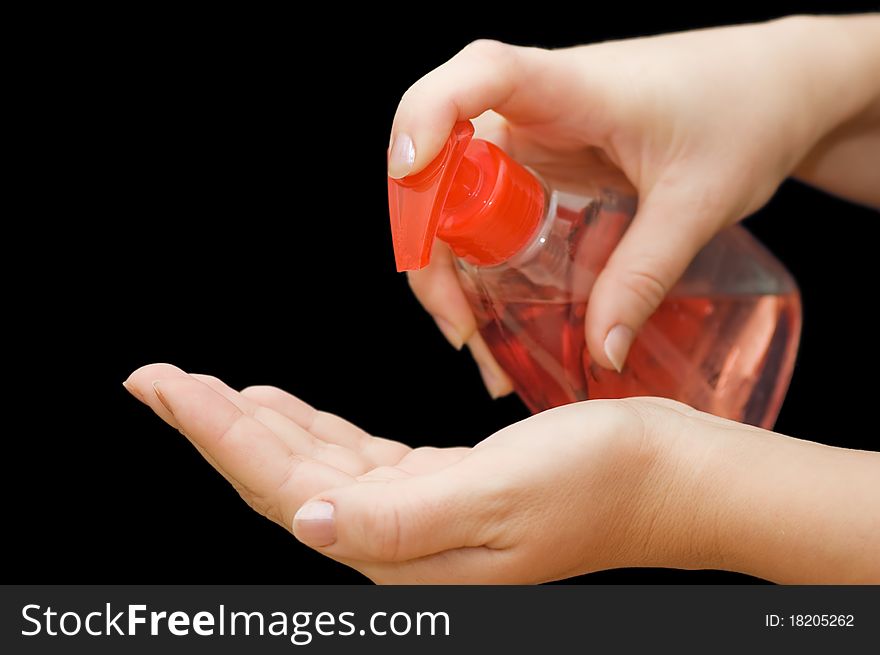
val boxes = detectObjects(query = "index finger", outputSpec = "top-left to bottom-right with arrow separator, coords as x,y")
150,376 -> 354,527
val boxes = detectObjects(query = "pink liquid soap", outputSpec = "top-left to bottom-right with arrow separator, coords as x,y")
471,292 -> 801,428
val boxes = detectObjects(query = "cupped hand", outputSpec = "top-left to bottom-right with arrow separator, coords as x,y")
393,16 -> 880,389
124,363 -> 690,583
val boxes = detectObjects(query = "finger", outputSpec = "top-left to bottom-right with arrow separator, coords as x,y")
124,363 -> 191,428
153,377 -> 353,526
125,364 -> 247,488
402,112 -> 515,354
585,182 -> 725,371
406,242 -> 476,351
466,331 -> 514,399
240,385 -> 411,467
291,461 -> 498,562
239,383 -> 315,423
388,40 -> 559,178
193,375 -> 372,476
353,446 -> 471,483
406,243 -> 513,397
254,407 -> 369,476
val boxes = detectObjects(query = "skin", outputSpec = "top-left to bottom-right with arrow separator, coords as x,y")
124,364 -> 880,583
390,14 -> 880,393
125,16 -> 880,583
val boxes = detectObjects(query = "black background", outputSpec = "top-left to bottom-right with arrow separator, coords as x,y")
11,2 -> 878,584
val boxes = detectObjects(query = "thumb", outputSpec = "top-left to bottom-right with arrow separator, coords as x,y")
585,186 -> 724,371
291,472 -> 491,562
388,40 -> 555,178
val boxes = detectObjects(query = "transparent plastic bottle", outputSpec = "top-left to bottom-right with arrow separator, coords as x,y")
389,121 -> 801,428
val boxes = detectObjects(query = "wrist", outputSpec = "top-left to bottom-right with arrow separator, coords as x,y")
608,400 -> 732,572
659,410 -> 880,583
664,415 -> 773,576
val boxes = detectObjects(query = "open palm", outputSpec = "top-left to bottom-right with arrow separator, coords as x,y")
125,363 -> 667,583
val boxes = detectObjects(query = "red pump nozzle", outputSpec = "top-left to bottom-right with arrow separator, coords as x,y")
388,121 -> 545,272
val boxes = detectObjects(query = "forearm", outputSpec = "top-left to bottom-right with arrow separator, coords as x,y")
795,107 -> 880,207
680,420 -> 880,583
786,14 -> 880,206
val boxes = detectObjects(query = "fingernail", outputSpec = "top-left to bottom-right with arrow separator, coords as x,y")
604,324 -> 635,373
433,316 -> 464,350
475,359 -> 508,400
123,380 -> 143,402
388,133 -> 415,179
293,501 -> 336,547
152,381 -> 174,415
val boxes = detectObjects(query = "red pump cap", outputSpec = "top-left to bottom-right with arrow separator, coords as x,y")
388,121 -> 545,271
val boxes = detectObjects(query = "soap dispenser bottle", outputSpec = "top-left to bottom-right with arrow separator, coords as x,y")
388,121 -> 801,428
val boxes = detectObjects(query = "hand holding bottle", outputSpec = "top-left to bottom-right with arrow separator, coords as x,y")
391,15 -> 880,395
124,364 -> 880,583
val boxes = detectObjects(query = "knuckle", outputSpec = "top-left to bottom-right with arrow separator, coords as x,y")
244,493 -> 282,526
215,408 -> 247,446
407,275 -> 443,310
405,270 -> 427,295
419,284 -> 449,312
460,39 -> 512,65
275,454 -> 305,496
618,267 -> 669,312
399,81 -> 424,105
411,275 -> 459,312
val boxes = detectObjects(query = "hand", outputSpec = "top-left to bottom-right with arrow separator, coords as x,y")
125,363 -> 880,583
391,15 -> 880,387
124,363 -> 692,583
